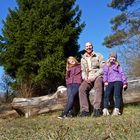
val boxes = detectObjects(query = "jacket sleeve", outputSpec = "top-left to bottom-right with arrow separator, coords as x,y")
81,58 -> 87,80
95,54 -> 105,77
103,64 -> 108,82
119,66 -> 128,85
65,70 -> 70,85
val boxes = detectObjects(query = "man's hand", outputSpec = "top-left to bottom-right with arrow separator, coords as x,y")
88,76 -> 97,82
84,77 -> 91,83
86,79 -> 91,83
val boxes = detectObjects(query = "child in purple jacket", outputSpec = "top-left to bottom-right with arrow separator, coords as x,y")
103,53 -> 128,116
58,56 -> 82,119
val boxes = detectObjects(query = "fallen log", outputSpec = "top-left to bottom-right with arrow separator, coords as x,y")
89,89 -> 140,105
0,110 -> 19,119
12,86 -> 67,118
0,104 -> 19,119
12,86 -> 140,118
123,92 -> 140,104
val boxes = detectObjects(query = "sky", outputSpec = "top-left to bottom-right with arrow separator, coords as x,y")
75,0 -> 119,56
0,0 -> 120,83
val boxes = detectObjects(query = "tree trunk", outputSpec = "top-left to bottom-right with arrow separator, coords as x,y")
12,86 -> 140,118
12,86 -> 67,118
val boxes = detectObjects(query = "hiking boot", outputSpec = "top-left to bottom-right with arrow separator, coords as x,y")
79,111 -> 90,117
112,108 -> 121,116
103,108 -> 110,116
93,109 -> 102,117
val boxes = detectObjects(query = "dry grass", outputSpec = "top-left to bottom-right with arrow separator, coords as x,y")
0,104 -> 140,140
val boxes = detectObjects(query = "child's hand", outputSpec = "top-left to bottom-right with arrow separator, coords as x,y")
104,82 -> 108,86
123,84 -> 127,91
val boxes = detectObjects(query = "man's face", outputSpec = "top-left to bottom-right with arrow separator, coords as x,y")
85,42 -> 93,54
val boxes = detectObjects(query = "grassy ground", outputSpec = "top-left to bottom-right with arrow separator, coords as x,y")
0,104 -> 140,140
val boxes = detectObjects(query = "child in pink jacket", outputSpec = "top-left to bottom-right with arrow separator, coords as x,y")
58,56 -> 82,119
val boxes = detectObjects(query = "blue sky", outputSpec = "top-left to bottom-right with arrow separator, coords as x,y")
0,0 -> 119,81
76,0 -> 119,56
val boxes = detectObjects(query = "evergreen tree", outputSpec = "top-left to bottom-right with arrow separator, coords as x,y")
0,0 -> 85,96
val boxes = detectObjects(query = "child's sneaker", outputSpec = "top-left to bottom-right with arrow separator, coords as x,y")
67,110 -> 73,117
58,113 -> 67,119
112,108 -> 121,116
103,108 -> 110,116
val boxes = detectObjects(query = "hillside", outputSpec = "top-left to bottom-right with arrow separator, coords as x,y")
0,104 -> 140,140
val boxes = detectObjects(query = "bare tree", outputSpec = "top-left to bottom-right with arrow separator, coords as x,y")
0,73 -> 13,102
118,36 -> 140,77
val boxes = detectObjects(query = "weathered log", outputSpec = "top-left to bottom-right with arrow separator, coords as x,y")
0,104 -> 19,119
12,86 -> 140,118
0,110 -> 19,119
89,89 -> 140,105
12,86 -> 67,118
123,92 -> 140,104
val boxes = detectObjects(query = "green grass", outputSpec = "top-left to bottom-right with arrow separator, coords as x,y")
0,105 -> 140,140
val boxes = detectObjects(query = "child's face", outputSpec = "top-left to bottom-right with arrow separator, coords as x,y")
68,59 -> 76,65
109,56 -> 116,63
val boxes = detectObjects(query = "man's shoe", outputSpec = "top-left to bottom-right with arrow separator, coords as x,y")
79,111 -> 90,117
103,108 -> 110,116
93,109 -> 102,117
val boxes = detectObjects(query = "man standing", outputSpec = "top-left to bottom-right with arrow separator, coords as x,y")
79,42 -> 104,117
